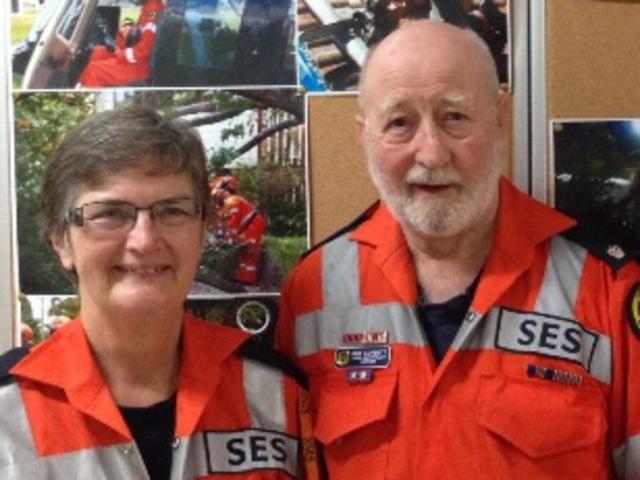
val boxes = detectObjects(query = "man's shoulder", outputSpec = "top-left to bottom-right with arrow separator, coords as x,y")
238,336 -> 308,389
299,201 -> 381,263
559,222 -> 634,272
0,346 -> 30,388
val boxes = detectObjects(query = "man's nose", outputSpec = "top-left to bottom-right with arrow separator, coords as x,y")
125,211 -> 162,251
412,120 -> 451,168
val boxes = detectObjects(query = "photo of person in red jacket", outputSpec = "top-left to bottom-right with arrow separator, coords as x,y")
78,0 -> 165,87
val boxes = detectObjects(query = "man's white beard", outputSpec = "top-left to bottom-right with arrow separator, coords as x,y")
366,146 -> 503,238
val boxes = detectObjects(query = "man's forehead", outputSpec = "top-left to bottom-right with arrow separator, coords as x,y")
376,91 -> 471,115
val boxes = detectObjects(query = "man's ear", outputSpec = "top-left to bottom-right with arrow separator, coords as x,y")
356,112 -> 367,150
50,232 -> 75,272
496,86 -> 511,130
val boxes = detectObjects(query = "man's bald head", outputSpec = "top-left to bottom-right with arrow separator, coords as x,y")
358,21 -> 500,111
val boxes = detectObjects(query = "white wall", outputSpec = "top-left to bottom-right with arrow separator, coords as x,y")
1,3 -> 17,351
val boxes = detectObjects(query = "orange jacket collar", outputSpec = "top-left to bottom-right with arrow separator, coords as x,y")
11,315 -> 249,438
348,178 -> 576,310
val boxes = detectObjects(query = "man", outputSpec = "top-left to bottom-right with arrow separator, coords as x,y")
78,0 -> 164,87
276,20 -> 640,479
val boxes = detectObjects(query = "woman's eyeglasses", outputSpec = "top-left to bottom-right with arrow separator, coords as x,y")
65,198 -> 202,235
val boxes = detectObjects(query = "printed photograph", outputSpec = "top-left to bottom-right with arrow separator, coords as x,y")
298,0 -> 509,91
14,88 -> 307,299
11,0 -> 297,90
186,295 -> 279,344
552,119 -> 640,258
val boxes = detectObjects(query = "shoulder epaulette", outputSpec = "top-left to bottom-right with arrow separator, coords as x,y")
0,346 -> 30,387
300,200 -> 380,261
239,337 -> 308,389
561,222 -> 635,272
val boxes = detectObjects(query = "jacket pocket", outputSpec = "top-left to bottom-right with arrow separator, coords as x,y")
476,374 -> 607,458
311,370 -> 398,445
310,370 -> 398,479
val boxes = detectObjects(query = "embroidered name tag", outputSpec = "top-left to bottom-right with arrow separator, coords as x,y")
203,429 -> 298,476
495,308 -> 599,370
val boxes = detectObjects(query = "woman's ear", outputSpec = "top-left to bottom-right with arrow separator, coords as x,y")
50,232 -> 75,271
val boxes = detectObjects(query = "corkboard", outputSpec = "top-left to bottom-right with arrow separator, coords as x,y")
307,94 -> 378,245
307,93 -> 513,245
547,0 -> 640,118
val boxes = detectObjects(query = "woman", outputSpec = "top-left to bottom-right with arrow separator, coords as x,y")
0,107 -> 317,479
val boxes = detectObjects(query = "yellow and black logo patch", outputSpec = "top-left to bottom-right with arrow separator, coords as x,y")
627,283 -> 640,339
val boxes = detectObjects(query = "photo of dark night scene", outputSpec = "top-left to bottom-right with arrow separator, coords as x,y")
553,120 -> 640,258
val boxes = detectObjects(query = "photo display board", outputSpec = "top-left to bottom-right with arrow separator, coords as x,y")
6,0 -> 511,346
544,0 -> 640,261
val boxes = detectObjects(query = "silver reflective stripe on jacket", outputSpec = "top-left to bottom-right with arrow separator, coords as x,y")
2,360 -> 298,479
534,236 -> 611,384
295,230 -> 613,385
296,232 -> 426,357
534,236 -> 588,318
613,435 -> 640,480
0,382 -> 149,479
171,359 -> 298,477
172,428 -> 299,479
243,358 -> 286,432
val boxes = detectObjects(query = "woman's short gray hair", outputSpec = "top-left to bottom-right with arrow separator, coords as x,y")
41,106 -> 210,242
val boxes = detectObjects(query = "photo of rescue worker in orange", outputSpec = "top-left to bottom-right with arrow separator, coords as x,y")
208,172 -> 267,286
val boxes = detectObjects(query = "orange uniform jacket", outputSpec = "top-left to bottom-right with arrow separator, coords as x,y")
79,0 -> 164,87
1,315 -> 305,479
277,178 -> 640,479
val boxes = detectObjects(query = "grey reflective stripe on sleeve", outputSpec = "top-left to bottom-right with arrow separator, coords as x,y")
1,437 -> 147,478
613,435 -> 640,480
535,236 -> 587,318
243,359 -> 286,432
534,236 -> 611,384
0,383 -> 149,479
0,383 -> 39,473
322,234 -> 360,308
295,303 -> 426,357
295,232 -> 426,357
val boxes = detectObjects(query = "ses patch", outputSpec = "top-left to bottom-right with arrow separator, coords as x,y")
203,429 -> 298,476
495,308 -> 599,370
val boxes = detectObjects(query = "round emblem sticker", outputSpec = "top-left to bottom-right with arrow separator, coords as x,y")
627,283 -> 640,339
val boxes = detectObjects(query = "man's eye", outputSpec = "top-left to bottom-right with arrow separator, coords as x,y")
388,117 -> 409,129
445,112 -> 466,122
